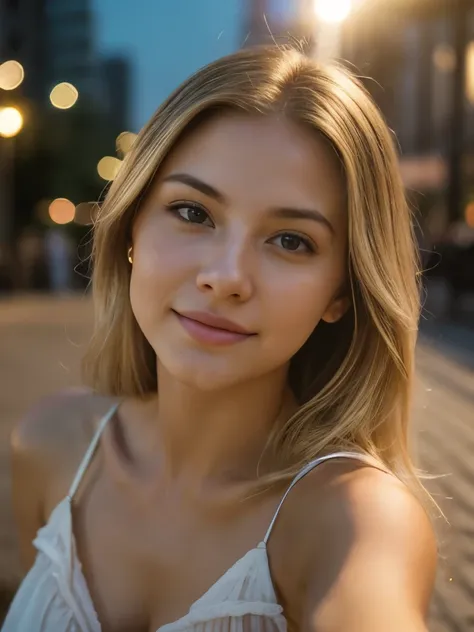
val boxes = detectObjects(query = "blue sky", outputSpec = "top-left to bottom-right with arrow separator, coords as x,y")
94,0 -> 243,130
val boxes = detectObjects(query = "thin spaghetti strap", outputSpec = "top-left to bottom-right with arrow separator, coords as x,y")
67,402 -> 120,501
262,451 -> 382,545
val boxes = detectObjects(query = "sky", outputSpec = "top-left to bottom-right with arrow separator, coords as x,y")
94,0 -> 243,131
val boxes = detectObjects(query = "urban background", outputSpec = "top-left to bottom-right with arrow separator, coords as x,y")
0,0 -> 473,630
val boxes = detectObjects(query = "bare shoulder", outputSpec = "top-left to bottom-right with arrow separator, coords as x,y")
11,388 -> 114,462
299,458 -> 435,535
10,388 -> 118,570
280,459 -> 437,631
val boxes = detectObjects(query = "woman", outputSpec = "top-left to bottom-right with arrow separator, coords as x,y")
5,46 -> 436,632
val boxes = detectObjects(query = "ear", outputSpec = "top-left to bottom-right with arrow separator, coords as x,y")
321,295 -> 351,324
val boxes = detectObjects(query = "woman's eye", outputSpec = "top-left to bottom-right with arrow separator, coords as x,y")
271,233 -> 314,254
169,203 -> 213,227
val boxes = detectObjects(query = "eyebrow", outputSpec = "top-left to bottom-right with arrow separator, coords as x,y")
161,173 -> 226,203
270,207 -> 335,235
162,172 -> 334,235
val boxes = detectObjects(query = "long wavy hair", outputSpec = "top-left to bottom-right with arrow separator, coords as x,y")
83,46 -> 428,504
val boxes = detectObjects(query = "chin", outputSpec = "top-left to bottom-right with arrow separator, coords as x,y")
157,347 -> 260,392
170,364 -> 245,392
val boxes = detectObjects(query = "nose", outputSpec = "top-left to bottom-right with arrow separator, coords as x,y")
196,237 -> 254,302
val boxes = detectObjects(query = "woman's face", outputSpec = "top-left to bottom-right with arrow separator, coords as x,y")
131,113 -> 348,391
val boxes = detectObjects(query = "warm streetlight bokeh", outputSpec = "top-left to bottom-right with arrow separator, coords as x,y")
0,60 -> 25,90
116,131 -> 138,156
314,0 -> 352,23
0,106 -> 24,138
466,43 -> 474,105
465,202 -> 474,228
97,156 -> 122,181
433,44 -> 457,73
50,82 -> 79,109
48,198 -> 75,224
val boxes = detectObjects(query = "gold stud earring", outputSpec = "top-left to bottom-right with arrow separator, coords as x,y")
127,246 -> 133,264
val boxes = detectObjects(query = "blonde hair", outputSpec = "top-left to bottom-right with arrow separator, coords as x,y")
84,46 -> 428,504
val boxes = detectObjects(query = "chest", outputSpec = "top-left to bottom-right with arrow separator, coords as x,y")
72,478 -> 286,632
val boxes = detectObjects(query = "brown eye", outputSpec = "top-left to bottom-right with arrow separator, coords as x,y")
270,232 -> 314,254
168,203 -> 214,227
281,234 -> 302,251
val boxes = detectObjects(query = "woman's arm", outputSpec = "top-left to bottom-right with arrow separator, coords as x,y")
9,389 -> 99,572
301,469 -> 437,632
10,400 -> 53,571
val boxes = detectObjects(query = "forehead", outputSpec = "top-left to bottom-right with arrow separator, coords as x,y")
157,113 -> 346,217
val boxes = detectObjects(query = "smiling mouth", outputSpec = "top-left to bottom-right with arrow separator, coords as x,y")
172,310 -> 255,346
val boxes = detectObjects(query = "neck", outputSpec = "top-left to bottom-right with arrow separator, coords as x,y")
151,363 -> 295,484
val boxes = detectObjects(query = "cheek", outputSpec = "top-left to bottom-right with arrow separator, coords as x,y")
129,222 -> 193,329
261,260 -> 343,347
136,221 -> 184,271
131,219 -> 199,294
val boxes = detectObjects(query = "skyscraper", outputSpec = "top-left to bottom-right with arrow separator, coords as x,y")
44,0 -> 105,104
0,0 -> 48,269
0,0 -> 47,101
101,55 -> 131,134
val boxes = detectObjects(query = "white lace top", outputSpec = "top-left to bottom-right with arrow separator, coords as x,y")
3,403 -> 379,632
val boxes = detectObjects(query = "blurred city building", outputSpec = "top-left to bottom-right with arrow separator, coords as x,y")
0,0 -> 48,101
0,0 -> 132,292
344,0 -> 467,227
0,0 -> 48,288
44,0 -> 130,126
343,0 -> 474,314
244,0 -> 474,315
244,0 -> 474,226
100,55 -> 131,134
45,0 -> 104,103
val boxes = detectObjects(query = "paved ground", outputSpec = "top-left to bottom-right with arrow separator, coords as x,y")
415,346 -> 474,631
0,294 -> 473,630
0,295 -> 93,588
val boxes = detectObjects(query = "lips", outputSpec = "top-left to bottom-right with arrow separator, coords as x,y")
172,310 -> 255,346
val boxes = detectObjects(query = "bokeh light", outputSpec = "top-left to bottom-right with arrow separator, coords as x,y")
433,44 -> 457,73
48,198 -> 75,224
466,43 -> 474,104
50,82 -> 79,109
0,60 -> 25,90
0,106 -> 23,138
116,131 -> 138,156
74,202 -> 98,226
314,0 -> 352,23
97,156 -> 122,181
465,202 -> 474,228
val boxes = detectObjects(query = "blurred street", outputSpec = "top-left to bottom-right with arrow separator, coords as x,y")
415,346 -> 474,631
0,295 -> 472,630
0,295 -> 93,589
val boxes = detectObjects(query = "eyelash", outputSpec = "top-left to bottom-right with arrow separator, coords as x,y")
166,201 -> 214,226
165,202 -> 316,254
275,233 -> 316,254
